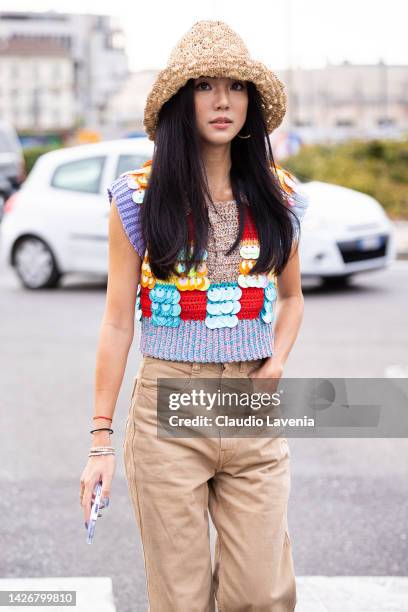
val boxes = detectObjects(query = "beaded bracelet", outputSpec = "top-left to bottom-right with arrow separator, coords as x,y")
90,427 -> 114,434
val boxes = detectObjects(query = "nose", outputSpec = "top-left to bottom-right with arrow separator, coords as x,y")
214,86 -> 230,109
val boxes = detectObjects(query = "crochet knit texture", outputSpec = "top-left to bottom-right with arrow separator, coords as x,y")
107,163 -> 309,362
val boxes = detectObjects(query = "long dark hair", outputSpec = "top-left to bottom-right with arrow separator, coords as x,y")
141,78 -> 299,280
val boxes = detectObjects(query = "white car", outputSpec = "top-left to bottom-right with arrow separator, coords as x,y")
0,138 -> 154,289
0,137 -> 396,289
297,177 -> 396,285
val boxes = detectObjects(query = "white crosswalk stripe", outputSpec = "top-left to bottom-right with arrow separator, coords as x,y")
295,576 -> 408,611
2,576 -> 408,611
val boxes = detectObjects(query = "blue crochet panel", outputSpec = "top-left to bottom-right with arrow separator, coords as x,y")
106,173 -> 146,259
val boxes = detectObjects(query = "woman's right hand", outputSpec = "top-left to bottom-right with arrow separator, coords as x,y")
79,454 -> 116,527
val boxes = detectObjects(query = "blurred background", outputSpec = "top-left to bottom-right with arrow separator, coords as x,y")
0,1 -> 407,611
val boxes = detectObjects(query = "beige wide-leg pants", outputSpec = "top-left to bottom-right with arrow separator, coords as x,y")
123,355 -> 296,612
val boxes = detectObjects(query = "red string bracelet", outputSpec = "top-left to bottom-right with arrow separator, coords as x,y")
93,415 -> 113,422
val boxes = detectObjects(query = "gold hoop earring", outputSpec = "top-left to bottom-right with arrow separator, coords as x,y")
237,133 -> 251,139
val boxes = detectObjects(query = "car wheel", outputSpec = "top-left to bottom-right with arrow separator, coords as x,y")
321,274 -> 352,288
14,237 -> 61,289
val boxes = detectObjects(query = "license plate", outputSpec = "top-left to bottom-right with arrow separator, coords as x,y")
356,236 -> 383,250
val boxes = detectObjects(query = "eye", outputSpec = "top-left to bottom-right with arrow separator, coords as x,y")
195,81 -> 211,91
195,80 -> 246,92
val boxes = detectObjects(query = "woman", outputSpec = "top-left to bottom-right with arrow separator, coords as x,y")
80,20 -> 309,611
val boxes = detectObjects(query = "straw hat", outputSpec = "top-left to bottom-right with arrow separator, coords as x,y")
143,20 -> 287,141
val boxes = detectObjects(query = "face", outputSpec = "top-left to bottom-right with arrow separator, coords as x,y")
193,76 -> 248,145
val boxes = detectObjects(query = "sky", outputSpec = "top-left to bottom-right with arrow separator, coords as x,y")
2,0 -> 407,72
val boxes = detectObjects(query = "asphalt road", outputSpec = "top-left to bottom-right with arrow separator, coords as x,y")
1,262 -> 407,612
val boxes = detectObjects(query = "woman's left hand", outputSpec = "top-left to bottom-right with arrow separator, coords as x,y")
247,357 -> 284,394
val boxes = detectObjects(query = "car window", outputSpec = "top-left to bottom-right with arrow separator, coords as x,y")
116,154 -> 151,179
0,128 -> 19,152
51,156 -> 106,193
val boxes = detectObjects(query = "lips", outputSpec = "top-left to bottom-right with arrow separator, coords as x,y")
210,118 -> 232,124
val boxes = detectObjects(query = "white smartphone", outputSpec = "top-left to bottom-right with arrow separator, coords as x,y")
86,480 -> 103,544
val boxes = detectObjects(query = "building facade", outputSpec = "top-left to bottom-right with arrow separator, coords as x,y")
0,10 -> 129,131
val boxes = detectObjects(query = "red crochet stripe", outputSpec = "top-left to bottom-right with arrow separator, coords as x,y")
237,287 -> 264,319
179,290 -> 207,320
140,286 -> 152,317
242,206 -> 258,241
141,286 -> 264,320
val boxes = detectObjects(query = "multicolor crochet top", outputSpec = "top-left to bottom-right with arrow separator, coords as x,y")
107,160 -> 309,363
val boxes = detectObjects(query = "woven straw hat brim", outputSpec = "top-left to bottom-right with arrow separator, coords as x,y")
144,57 -> 287,141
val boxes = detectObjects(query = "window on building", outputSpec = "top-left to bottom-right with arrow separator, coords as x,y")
10,63 -> 19,78
52,63 -> 61,79
336,119 -> 355,127
51,156 -> 106,193
378,117 -> 395,126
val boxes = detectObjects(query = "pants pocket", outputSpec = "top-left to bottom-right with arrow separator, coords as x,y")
139,357 -> 195,395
